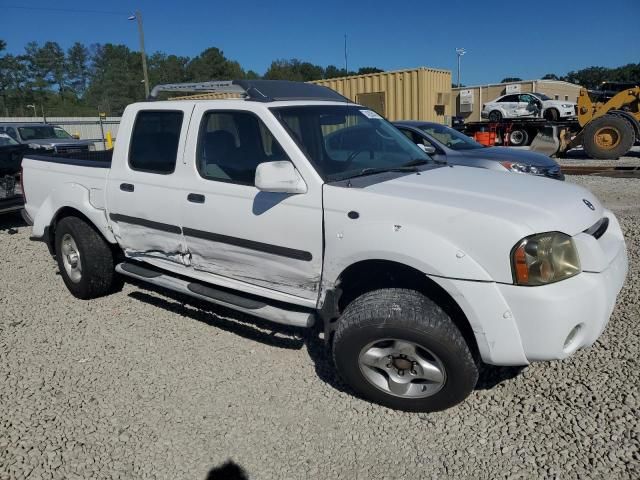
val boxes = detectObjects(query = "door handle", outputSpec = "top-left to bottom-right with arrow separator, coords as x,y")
187,193 -> 205,204
120,183 -> 134,192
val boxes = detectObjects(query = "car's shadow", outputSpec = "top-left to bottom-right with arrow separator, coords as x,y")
127,280 -> 525,396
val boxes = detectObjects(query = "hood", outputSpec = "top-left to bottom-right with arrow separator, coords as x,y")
26,139 -> 94,147
362,166 -> 600,234
454,147 -> 558,167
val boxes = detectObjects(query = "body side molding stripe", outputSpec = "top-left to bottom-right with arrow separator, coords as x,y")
182,227 -> 313,261
109,213 -> 182,235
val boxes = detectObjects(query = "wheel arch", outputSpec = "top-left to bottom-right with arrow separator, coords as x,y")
45,206 -> 117,257
323,259 -> 480,359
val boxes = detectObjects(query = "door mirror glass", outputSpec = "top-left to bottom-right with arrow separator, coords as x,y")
417,143 -> 436,154
255,161 -> 307,194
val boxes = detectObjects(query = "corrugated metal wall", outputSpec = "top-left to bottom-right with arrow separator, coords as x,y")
312,67 -> 452,123
0,117 -> 121,140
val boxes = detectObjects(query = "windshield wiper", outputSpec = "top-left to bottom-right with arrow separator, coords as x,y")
346,159 -> 431,179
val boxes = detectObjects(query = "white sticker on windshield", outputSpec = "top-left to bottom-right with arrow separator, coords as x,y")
360,109 -> 383,119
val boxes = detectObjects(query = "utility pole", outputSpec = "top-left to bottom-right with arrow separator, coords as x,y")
455,48 -> 466,88
344,34 -> 348,74
129,11 -> 150,98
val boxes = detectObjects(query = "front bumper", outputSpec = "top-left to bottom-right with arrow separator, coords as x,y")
429,216 -> 628,365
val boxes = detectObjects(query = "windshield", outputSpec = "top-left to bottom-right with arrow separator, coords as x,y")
419,124 -> 484,151
271,105 -> 430,181
0,133 -> 19,146
534,93 -> 551,101
18,125 -> 57,141
53,127 -> 73,139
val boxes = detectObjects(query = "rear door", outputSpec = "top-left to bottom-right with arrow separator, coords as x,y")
179,106 -> 324,305
106,104 -> 193,270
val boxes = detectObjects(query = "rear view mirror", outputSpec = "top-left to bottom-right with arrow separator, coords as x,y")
417,143 -> 436,154
255,161 -> 307,194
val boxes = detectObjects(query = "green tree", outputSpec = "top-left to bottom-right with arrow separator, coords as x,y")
542,73 -> 560,80
148,52 -> 190,86
357,67 -> 383,75
501,77 -> 523,83
186,47 -> 244,81
264,59 -> 324,81
85,43 -> 145,115
66,42 -> 90,98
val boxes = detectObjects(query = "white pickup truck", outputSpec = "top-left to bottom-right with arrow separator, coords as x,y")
22,80 -> 628,412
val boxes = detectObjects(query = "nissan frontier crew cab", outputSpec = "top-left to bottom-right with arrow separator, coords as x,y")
21,80 -> 628,412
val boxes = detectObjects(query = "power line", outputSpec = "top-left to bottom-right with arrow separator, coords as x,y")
1,5 -> 129,16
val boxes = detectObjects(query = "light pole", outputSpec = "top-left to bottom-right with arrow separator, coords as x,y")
128,11 -> 150,98
26,104 -> 37,118
455,48 -> 466,88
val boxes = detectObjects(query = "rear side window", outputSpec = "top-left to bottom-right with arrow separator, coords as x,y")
129,111 -> 183,174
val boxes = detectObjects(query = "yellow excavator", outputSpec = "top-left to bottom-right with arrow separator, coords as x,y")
572,86 -> 640,159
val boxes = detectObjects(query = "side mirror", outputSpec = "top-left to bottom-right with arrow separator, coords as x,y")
417,143 -> 436,154
255,161 -> 307,194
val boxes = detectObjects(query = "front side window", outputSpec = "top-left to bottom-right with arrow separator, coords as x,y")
197,111 -> 289,185
419,124 -> 483,151
129,111 -> 183,174
272,105 -> 430,181
18,126 -> 57,141
53,126 -> 73,139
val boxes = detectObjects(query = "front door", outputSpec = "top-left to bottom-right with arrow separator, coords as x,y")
179,107 -> 323,305
106,105 -> 193,270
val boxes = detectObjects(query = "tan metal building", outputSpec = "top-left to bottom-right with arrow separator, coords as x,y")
312,67 -> 452,123
452,79 -> 583,122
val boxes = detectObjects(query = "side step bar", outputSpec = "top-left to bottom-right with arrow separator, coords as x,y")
116,262 -> 315,328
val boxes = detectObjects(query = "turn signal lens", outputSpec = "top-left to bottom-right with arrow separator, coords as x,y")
511,232 -> 581,286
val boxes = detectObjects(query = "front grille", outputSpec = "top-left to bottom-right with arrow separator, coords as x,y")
584,218 -> 609,239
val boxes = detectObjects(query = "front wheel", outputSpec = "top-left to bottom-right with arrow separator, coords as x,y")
488,110 -> 502,122
332,289 -> 478,412
54,216 -> 123,299
543,108 -> 559,122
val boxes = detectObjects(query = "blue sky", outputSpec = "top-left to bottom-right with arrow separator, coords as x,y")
2,0 -> 639,85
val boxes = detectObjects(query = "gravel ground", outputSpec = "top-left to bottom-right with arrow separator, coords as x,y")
1,176 -> 639,479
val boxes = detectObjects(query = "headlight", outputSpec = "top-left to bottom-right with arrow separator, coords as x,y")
561,103 -> 573,108
500,161 -> 543,175
511,232 -> 581,286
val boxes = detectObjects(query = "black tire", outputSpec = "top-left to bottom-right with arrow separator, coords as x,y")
583,115 -> 635,160
508,128 -> 529,146
54,216 -> 123,299
543,108 -> 559,122
488,110 -> 502,122
332,288 -> 478,412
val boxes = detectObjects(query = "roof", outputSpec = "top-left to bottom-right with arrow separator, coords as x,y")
311,66 -> 451,84
150,79 -> 350,103
452,79 -> 582,90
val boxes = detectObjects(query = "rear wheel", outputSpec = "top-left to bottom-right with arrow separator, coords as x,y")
332,289 -> 478,412
54,216 -> 122,299
508,128 -> 529,146
583,115 -> 635,160
488,110 -> 502,122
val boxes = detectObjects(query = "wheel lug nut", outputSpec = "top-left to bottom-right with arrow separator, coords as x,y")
386,363 -> 392,368
410,370 -> 417,376
398,370 -> 404,376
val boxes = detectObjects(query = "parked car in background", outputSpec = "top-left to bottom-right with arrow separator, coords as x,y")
481,93 -> 576,122
0,123 -> 95,154
394,121 -> 564,180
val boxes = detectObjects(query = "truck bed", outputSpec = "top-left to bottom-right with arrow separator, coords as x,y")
22,151 -> 112,231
